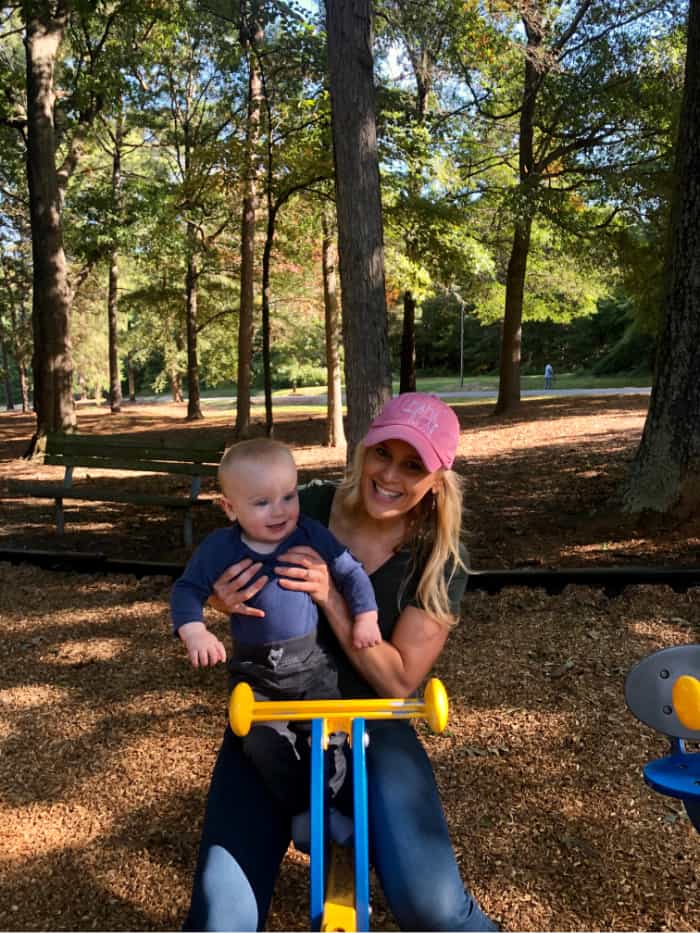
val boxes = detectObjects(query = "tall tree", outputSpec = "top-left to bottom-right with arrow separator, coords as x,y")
23,1 -> 76,438
10,0 -> 153,440
622,0 -> 700,514
326,0 -> 391,452
445,0 -> 684,413
377,0 -> 455,393
106,110 -> 124,413
234,3 -> 263,438
252,13 -> 331,433
321,201 -> 346,447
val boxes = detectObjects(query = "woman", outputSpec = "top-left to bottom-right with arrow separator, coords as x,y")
183,393 -> 498,932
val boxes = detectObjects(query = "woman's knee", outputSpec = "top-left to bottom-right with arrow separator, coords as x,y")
391,881 -> 498,932
190,844 -> 259,932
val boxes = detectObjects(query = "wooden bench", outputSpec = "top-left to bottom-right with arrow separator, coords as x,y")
5,432 -> 225,547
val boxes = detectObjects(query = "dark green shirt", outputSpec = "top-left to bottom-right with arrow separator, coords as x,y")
299,480 -> 468,699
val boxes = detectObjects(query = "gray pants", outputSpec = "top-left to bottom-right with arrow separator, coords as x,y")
228,630 -> 346,813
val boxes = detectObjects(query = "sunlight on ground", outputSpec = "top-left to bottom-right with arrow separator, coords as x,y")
0,684 -> 73,710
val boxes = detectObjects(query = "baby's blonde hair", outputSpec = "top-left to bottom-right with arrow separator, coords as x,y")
338,443 -> 466,628
218,437 -> 296,489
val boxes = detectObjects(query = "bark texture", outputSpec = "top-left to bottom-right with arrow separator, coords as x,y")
25,5 -> 76,438
107,113 -> 123,414
234,11 -> 263,439
326,0 -> 391,452
185,240 -> 203,421
622,0 -> 700,514
495,7 -> 542,414
322,207 -> 346,447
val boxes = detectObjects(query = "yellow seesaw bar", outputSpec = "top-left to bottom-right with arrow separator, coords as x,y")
229,677 -> 449,738
673,675 -> 700,731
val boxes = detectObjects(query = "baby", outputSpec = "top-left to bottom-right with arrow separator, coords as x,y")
171,437 -> 380,825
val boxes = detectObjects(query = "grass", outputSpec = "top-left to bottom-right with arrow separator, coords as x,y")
130,371 -> 652,410
197,372 -> 651,398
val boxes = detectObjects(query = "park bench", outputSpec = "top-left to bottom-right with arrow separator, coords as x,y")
5,432 -> 225,548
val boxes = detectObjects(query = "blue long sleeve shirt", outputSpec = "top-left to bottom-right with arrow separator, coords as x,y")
171,514 -> 377,646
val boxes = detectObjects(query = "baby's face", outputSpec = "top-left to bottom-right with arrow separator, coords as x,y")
220,456 -> 300,548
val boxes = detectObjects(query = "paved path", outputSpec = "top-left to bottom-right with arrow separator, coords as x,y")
123,386 -> 652,407
251,386 -> 652,405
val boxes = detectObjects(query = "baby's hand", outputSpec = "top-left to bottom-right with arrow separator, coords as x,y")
352,611 -> 382,649
178,621 -> 227,668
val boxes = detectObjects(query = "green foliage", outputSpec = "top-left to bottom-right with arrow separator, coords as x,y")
410,290 -> 654,377
0,0 -> 685,409
265,309 -> 327,388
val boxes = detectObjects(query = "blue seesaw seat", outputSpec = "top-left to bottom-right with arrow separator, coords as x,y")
625,644 -> 700,832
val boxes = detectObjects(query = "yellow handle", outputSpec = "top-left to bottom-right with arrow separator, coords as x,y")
229,677 -> 449,737
673,674 -> 700,730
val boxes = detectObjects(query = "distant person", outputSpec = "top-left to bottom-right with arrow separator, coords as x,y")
544,362 -> 554,389
171,438 -> 380,838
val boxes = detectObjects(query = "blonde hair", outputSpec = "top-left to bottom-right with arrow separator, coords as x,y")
218,437 -> 296,488
338,443 -> 466,628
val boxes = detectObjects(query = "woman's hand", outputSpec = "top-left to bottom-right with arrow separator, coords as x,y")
275,545 -> 334,610
209,558 -> 267,617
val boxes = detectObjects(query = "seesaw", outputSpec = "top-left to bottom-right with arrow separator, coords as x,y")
625,644 -> 700,832
229,678 -> 449,932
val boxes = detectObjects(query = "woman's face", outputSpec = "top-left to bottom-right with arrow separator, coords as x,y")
361,438 -> 439,520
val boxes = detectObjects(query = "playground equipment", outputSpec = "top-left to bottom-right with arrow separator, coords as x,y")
625,644 -> 700,829
229,678 -> 449,932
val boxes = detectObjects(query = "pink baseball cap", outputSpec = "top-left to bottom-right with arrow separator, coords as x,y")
363,393 -> 460,471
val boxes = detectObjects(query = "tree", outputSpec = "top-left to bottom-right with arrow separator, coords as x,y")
376,0 -> 456,393
622,0 -> 700,514
253,13 -> 331,434
326,0 -> 391,452
321,201 -> 345,446
155,13 -> 240,421
6,0 -> 158,441
444,0 -> 684,413
23,1 -> 76,438
234,3 -> 263,438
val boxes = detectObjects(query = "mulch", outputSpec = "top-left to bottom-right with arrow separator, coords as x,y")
0,395 -> 698,931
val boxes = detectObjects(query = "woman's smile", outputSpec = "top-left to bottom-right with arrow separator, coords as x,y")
372,481 -> 402,501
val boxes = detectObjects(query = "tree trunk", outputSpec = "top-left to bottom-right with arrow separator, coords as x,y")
622,0 -> 700,514
24,6 -> 76,443
2,341 -> 14,410
107,245 -> 121,413
495,217 -> 531,413
494,9 -> 542,415
400,50 -> 431,397
170,370 -> 183,404
185,233 -> 203,421
326,0 -> 391,455
235,13 -> 263,439
261,202 -> 277,437
322,206 -> 346,448
107,113 -> 123,414
19,363 -> 29,412
399,290 -> 417,393
127,354 -> 136,401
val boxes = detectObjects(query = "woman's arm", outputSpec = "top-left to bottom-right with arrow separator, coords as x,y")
323,586 -> 447,697
276,546 -> 448,698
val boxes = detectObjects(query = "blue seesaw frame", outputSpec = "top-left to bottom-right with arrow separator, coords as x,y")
229,679 -> 449,932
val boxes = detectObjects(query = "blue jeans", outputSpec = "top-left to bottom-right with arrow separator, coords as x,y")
685,799 -> 700,832
184,722 -> 498,932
